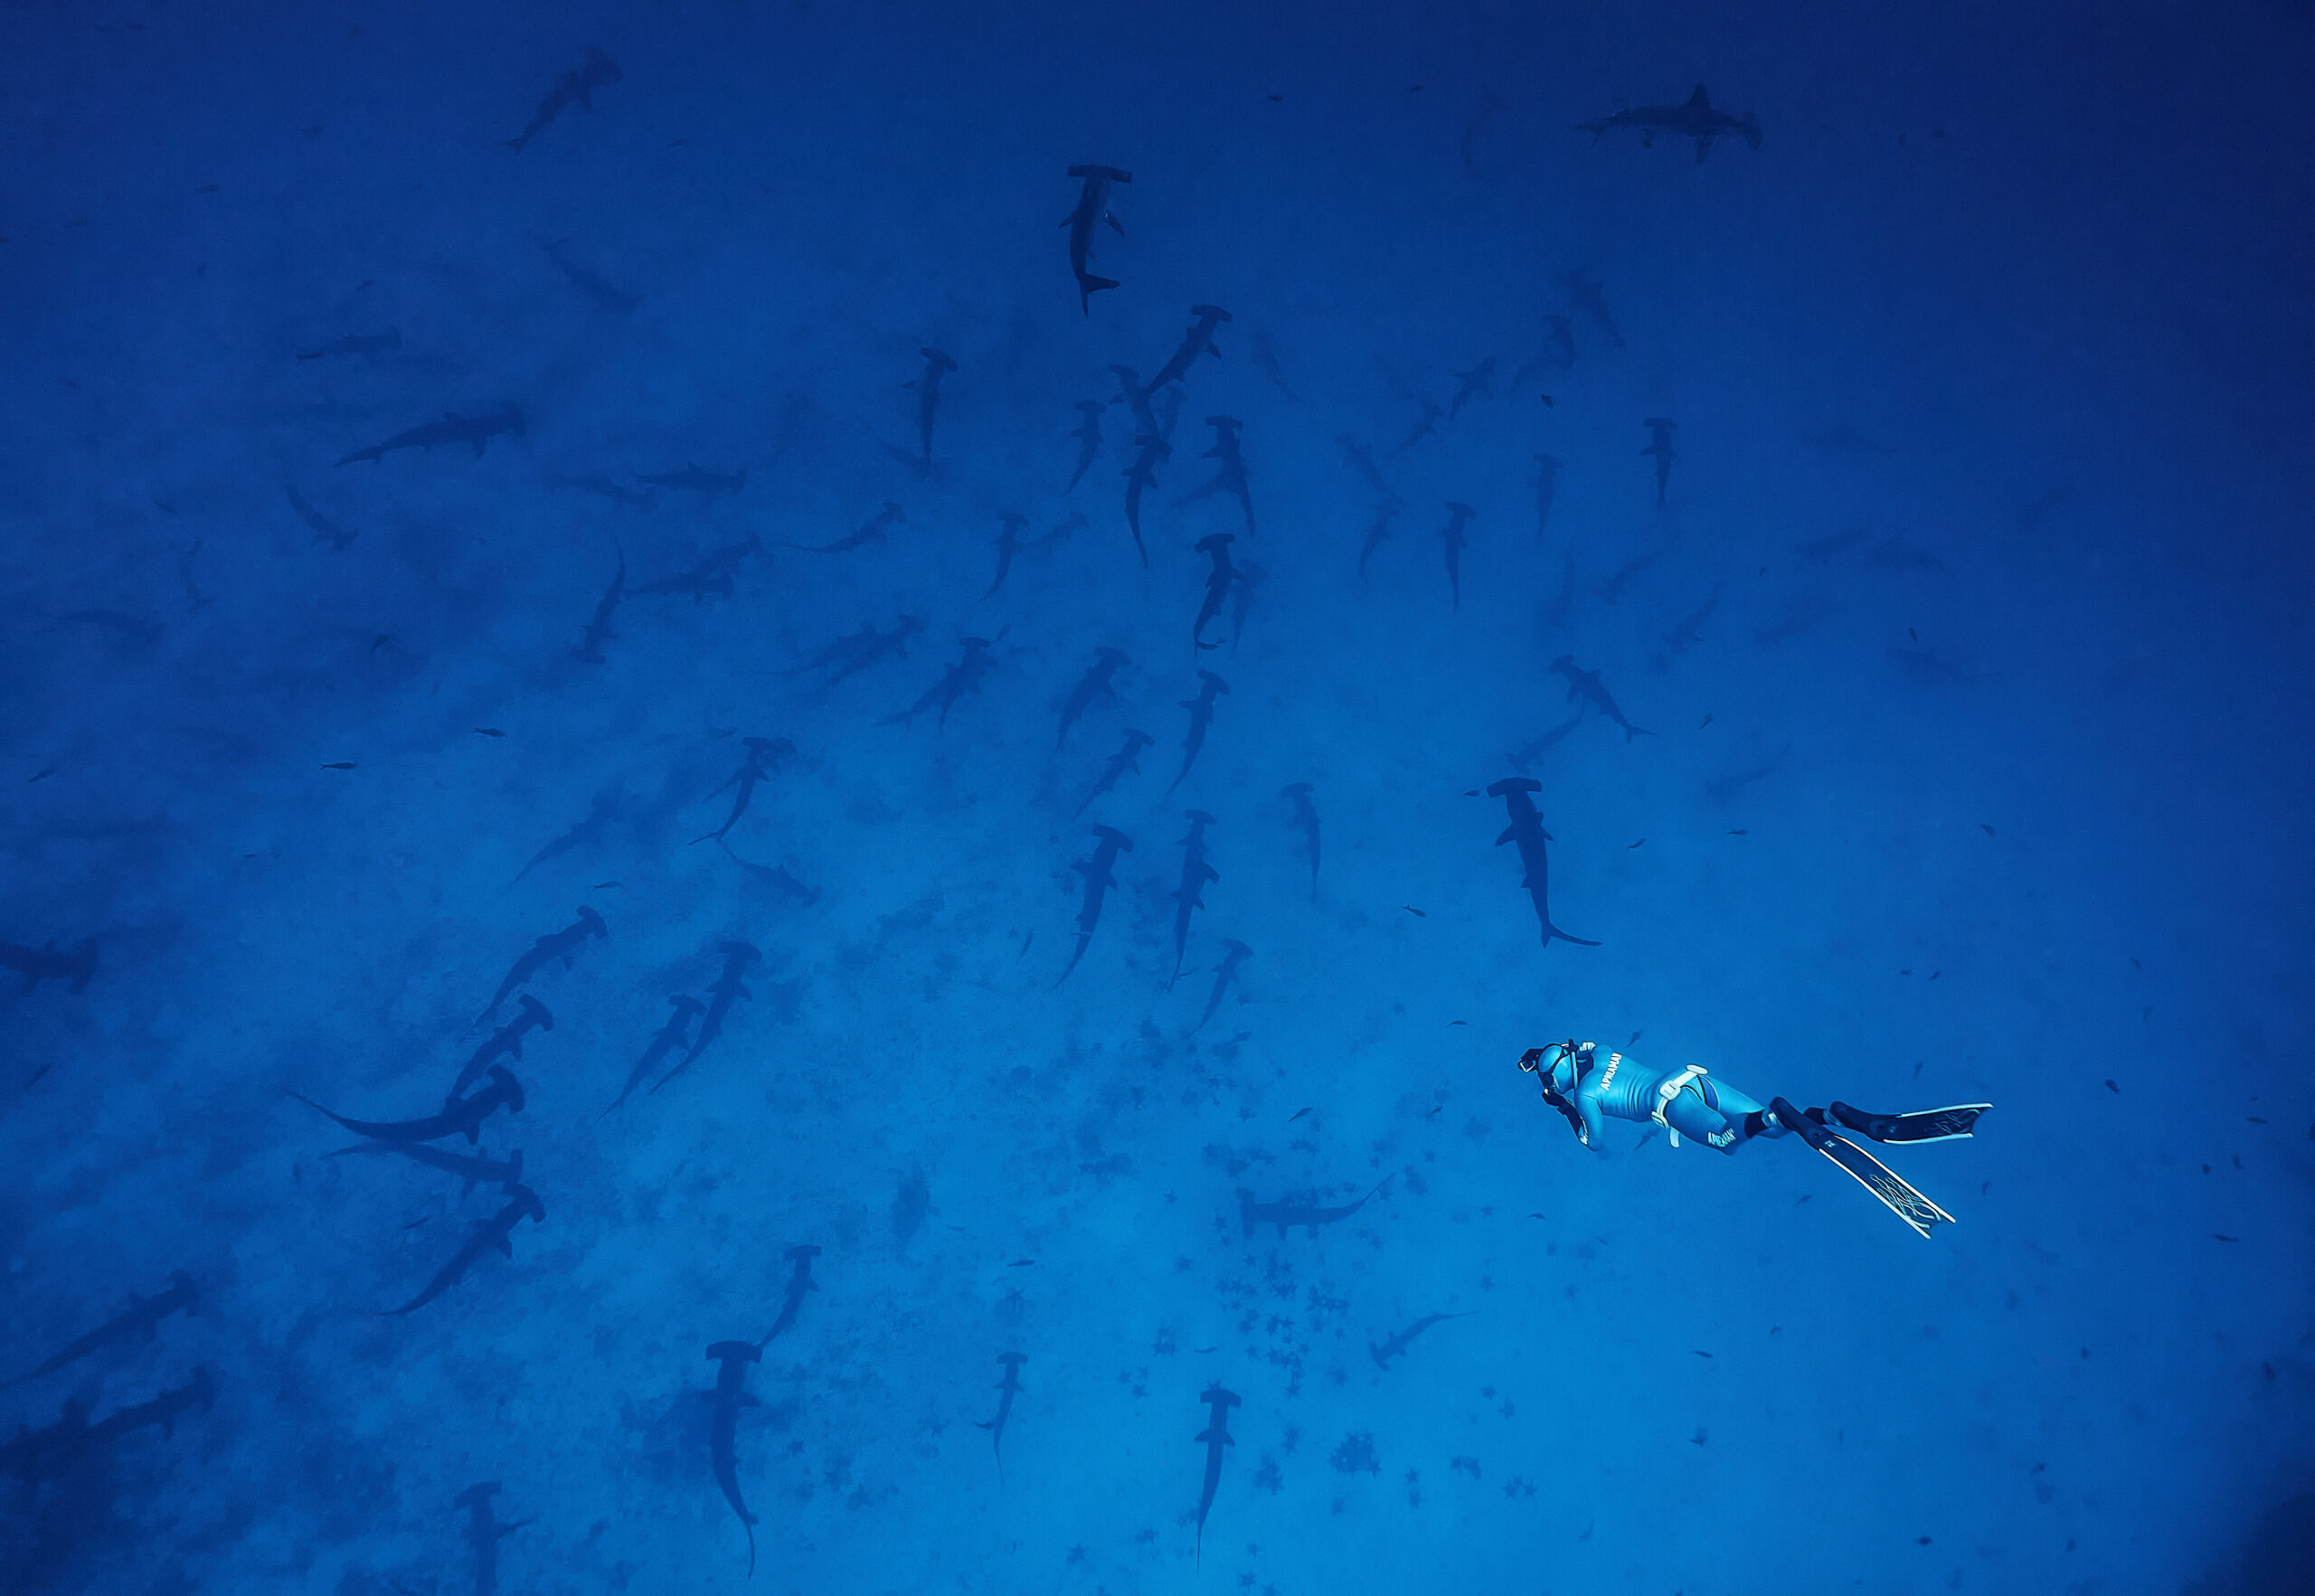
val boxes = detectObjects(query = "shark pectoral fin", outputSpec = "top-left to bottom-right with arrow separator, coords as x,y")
1104,211 -> 1125,235
740,1393 -> 761,1408
1495,826 -> 1516,846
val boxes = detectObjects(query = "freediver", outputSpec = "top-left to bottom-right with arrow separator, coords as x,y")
1517,1040 -> 1989,1237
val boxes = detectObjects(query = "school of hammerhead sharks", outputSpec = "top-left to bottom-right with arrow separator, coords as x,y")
0,52 -> 1823,1591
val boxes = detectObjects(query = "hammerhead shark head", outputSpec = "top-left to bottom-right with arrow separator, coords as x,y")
1550,655 -> 1654,741
693,737 -> 796,846
1280,782 -> 1320,902
600,995 -> 704,1118
1065,399 -> 1106,492
377,1182 -> 545,1317
1193,939 -> 1252,1034
1641,417 -> 1677,505
885,635 -> 999,729
790,501 -> 904,555
0,937 -> 96,994
1194,1384 -> 1240,1566
288,1065 -> 526,1147
452,1482 -> 533,1596
1152,304 -> 1232,391
1237,1179 -> 1389,1237
762,1243 -> 821,1345
976,1352 -> 1028,1478
1121,431 -> 1171,568
704,1340 -> 762,1575
1056,826 -> 1133,986
1166,671 -> 1230,795
1057,647 -> 1129,750
1180,415 -> 1255,537
450,995 -> 553,1099
571,549 -> 624,664
337,403 -> 523,466
906,347 -> 957,467
477,906 -> 606,1026
1074,729 -> 1153,817
506,47 -> 621,154
1578,84 -> 1762,162
5,1270 -> 199,1389
1191,534 -> 1236,653
1487,777 -> 1599,949
1168,810 -> 1220,989
1439,502 -> 1475,610
1061,164 -> 1132,313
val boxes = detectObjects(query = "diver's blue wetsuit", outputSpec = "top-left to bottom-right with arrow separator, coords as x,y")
1533,1040 -> 1795,1152
1518,1039 -> 1995,1237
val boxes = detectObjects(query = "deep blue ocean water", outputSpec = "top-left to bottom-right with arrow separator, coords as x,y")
3,4 -> 2311,1592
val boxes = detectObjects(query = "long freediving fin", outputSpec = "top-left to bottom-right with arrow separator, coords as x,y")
1826,1101 -> 1990,1145
1811,1134 -> 1956,1239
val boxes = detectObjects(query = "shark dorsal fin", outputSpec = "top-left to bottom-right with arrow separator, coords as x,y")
1689,85 -> 1711,108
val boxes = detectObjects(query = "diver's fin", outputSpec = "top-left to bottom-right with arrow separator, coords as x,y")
1826,1101 -> 1990,1145
1812,1133 -> 1956,1239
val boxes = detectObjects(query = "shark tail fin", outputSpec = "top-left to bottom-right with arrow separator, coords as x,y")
1546,921 -> 1602,948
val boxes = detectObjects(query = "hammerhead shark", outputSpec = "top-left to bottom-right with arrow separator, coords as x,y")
762,1243 -> 821,1345
5,1270 -> 199,1389
1487,776 -> 1599,949
377,1182 -> 545,1317
1357,498 -> 1401,582
298,328 -> 400,362
288,1065 -> 526,1147
1191,534 -> 1236,652
452,1482 -> 532,1596
329,1140 -> 525,1198
1057,647 -> 1129,750
985,512 -> 1028,599
1532,453 -> 1562,543
1168,810 -> 1220,989
506,47 -> 622,154
1335,432 -> 1399,502
906,347 -> 957,467
0,937 -> 96,994
450,995 -> 553,1099
1229,560 -> 1263,656
478,906 -> 606,1026
1065,399 -> 1106,491
1237,1179 -> 1390,1237
790,501 -> 904,555
1166,671 -> 1229,795
1642,417 -> 1677,505
1369,1311 -> 1466,1369
1074,729 -> 1153,817
1193,939 -> 1251,1034
1194,1384 -> 1241,1566
1578,84 -> 1762,162
1550,655 -> 1654,741
337,403 -> 523,466
693,737 -> 796,846
1121,431 -> 1170,568
600,995 -> 704,1118
1439,502 -> 1475,610
787,613 -> 921,685
570,549 -> 624,664
1557,270 -> 1624,348
1449,357 -> 1496,420
1280,782 -> 1320,902
976,1352 -> 1028,1478
1152,304 -> 1232,391
704,1340 -> 762,1575
636,464 -> 746,505
1061,164 -> 1132,313
1179,415 -> 1255,537
885,635 -> 999,729
1512,316 -> 1576,390
1056,826 -> 1133,986
656,942 -> 761,1091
